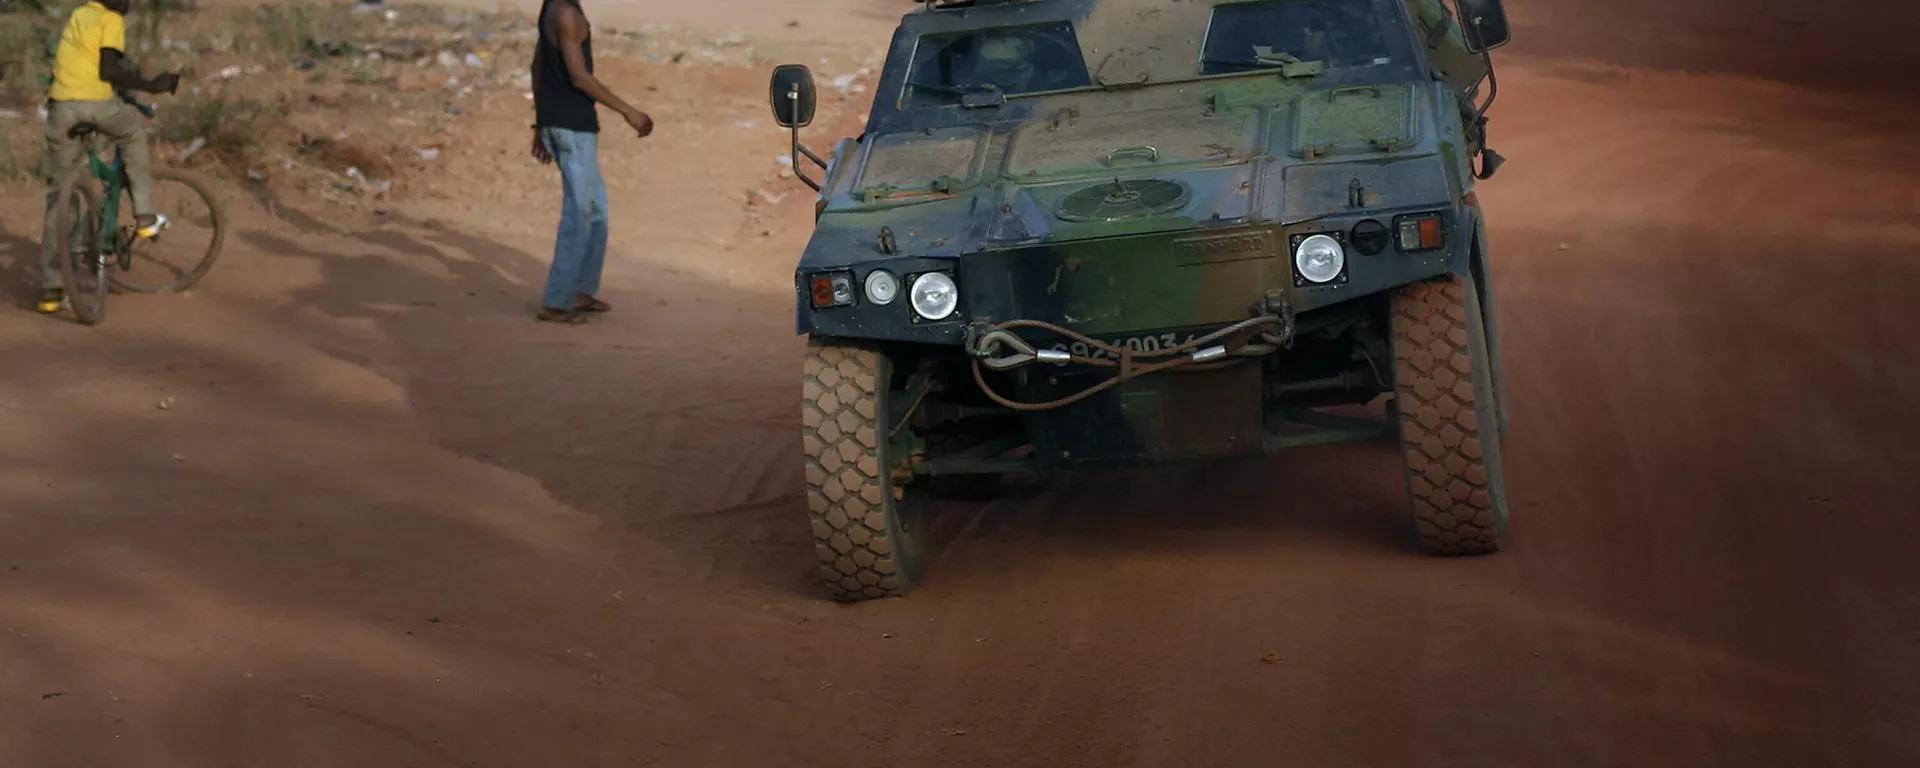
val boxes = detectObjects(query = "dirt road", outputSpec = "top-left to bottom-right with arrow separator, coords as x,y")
3,0 -> 1918,765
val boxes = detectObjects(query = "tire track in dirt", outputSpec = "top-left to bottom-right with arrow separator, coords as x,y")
5,0 -> 1920,765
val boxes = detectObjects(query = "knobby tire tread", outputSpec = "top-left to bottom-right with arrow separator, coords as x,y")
1389,274 -> 1509,555
803,338 -> 922,601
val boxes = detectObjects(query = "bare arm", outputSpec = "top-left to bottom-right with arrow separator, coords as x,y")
530,50 -> 552,162
99,48 -> 176,94
554,4 -> 649,134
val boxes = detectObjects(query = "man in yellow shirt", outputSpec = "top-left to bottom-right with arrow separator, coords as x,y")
37,0 -> 180,314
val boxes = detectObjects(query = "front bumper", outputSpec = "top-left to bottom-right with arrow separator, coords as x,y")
795,213 -> 1465,346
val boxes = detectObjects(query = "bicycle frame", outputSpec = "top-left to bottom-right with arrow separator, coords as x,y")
67,92 -> 155,260
85,143 -> 130,257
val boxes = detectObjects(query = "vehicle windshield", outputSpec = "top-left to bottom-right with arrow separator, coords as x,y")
903,21 -> 1093,108
1201,0 -> 1397,76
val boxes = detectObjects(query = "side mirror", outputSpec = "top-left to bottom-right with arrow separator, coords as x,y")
1453,0 -> 1511,53
769,64 -> 817,128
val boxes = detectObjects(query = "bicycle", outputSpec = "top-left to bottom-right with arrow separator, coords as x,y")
47,90 -> 226,326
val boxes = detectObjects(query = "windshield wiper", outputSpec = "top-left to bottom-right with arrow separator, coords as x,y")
906,79 -> 1008,108
1203,46 -> 1325,77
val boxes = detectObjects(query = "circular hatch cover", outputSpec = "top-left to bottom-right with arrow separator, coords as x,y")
1055,178 -> 1191,222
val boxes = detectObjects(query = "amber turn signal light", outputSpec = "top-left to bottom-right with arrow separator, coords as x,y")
809,272 -> 854,309
1393,213 -> 1445,252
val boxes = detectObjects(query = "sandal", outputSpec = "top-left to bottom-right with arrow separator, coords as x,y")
536,307 -> 587,324
574,294 -> 612,312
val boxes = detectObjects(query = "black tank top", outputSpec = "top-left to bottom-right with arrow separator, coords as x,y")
533,0 -> 599,132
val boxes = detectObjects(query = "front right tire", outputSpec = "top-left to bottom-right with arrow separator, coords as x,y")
1388,273 -> 1511,555
803,337 -> 931,601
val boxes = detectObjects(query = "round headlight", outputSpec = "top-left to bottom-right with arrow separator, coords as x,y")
864,269 -> 898,305
909,272 -> 958,321
1295,234 -> 1345,284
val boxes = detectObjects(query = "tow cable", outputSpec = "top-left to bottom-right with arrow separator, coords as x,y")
964,314 -> 1294,412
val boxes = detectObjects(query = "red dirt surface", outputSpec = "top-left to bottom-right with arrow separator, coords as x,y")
3,0 -> 1919,765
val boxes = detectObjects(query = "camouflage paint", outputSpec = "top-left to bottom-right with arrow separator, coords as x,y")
784,0 -> 1502,466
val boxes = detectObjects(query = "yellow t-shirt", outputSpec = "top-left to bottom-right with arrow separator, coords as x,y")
49,1 -> 127,103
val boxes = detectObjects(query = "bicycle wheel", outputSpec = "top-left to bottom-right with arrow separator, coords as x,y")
109,169 -> 226,294
53,175 -> 107,325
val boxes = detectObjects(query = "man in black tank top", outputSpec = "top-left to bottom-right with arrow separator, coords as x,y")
527,0 -> 654,323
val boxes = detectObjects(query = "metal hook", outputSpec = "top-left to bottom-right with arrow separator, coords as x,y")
975,329 -> 1039,370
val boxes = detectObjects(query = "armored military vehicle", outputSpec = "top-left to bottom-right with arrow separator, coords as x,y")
770,0 -> 1516,602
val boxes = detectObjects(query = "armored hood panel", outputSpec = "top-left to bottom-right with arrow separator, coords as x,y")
1004,106 -> 1261,178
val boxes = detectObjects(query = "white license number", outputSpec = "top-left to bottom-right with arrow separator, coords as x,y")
1049,333 -> 1201,360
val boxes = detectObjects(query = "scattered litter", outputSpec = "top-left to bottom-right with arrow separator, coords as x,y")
177,137 -> 206,163
247,170 -> 265,182
40,692 -> 63,701
171,454 -> 186,462
217,65 -> 243,79
416,148 -> 440,161
464,53 -> 486,68
734,120 -> 757,130
437,50 -> 460,68
0,109 -> 22,120
828,73 -> 865,97
294,59 -> 316,71
345,167 -> 393,194
156,397 -> 174,410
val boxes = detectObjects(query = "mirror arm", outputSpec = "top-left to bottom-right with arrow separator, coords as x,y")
786,88 -> 823,191
1468,52 -> 1501,180
1473,51 -> 1498,115
797,142 -> 828,170
790,122 -> 822,192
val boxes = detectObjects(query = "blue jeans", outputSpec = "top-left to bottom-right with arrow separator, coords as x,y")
540,127 -> 609,310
